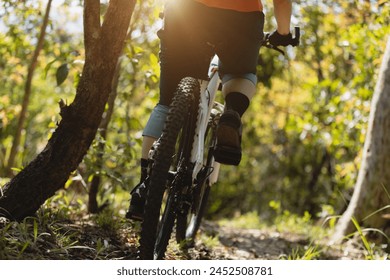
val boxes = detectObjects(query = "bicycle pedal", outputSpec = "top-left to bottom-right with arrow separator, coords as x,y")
213,145 -> 241,166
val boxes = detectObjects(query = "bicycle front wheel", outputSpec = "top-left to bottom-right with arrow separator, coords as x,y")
139,77 -> 200,260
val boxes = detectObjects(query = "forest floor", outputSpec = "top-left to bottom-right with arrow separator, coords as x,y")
1,206 -> 386,260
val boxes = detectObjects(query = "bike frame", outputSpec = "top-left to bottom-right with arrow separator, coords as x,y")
190,55 -> 223,185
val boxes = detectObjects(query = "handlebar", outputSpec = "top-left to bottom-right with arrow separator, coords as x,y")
262,26 -> 300,55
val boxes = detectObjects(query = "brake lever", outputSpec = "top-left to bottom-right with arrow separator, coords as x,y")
262,27 -> 300,55
262,36 -> 286,55
270,45 -> 285,55
291,26 -> 300,47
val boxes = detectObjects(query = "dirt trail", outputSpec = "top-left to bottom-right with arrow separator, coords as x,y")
74,218 -> 369,260
179,221 -> 364,260
185,221 -> 310,260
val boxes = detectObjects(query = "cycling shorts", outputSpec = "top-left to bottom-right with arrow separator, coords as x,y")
157,0 -> 264,106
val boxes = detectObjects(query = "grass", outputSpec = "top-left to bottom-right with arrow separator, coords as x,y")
338,217 -> 390,260
199,233 -> 220,248
336,184 -> 390,260
219,211 -> 265,229
284,245 -> 322,260
0,189 -> 138,260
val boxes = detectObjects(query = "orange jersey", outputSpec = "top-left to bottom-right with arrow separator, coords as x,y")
194,0 -> 263,12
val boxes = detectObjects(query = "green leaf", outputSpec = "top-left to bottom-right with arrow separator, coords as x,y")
73,72 -> 81,88
56,63 -> 69,86
44,58 -> 58,79
33,219 -> 38,243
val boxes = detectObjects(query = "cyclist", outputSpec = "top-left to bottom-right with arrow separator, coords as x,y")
126,0 -> 293,221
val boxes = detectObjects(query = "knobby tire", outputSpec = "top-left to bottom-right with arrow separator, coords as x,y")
139,77 -> 200,260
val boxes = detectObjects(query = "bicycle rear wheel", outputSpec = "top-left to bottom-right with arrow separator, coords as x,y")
176,179 -> 211,246
139,77 -> 200,260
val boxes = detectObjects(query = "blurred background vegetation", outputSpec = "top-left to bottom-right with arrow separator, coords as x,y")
0,0 -> 389,228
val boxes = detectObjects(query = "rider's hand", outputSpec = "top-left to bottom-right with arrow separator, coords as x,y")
268,31 -> 293,46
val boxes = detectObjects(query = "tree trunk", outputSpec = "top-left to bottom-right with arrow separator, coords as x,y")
88,60 -> 120,213
331,37 -> 390,243
87,6 -> 143,213
6,0 -> 53,176
0,0 -> 136,221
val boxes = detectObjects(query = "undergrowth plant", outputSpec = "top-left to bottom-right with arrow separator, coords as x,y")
0,188 -> 135,260
336,184 -> 390,260
283,245 -> 322,260
340,217 -> 390,260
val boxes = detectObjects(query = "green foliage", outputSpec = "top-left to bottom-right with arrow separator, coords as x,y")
93,208 -> 121,234
199,234 -> 221,249
219,211 -> 265,230
0,0 -> 83,173
206,0 -> 390,224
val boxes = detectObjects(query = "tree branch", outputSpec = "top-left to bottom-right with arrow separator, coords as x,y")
100,0 -> 136,62
84,0 -> 101,60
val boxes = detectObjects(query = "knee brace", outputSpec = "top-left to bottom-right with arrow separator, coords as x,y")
221,74 -> 257,100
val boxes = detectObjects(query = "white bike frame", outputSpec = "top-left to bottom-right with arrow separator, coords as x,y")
190,55 -> 223,185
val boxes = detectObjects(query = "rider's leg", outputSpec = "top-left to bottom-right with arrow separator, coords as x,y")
211,7 -> 264,165
126,104 -> 169,220
213,76 -> 257,165
126,0 -> 211,220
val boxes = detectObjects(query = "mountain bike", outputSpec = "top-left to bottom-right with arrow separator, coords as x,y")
138,27 -> 300,260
